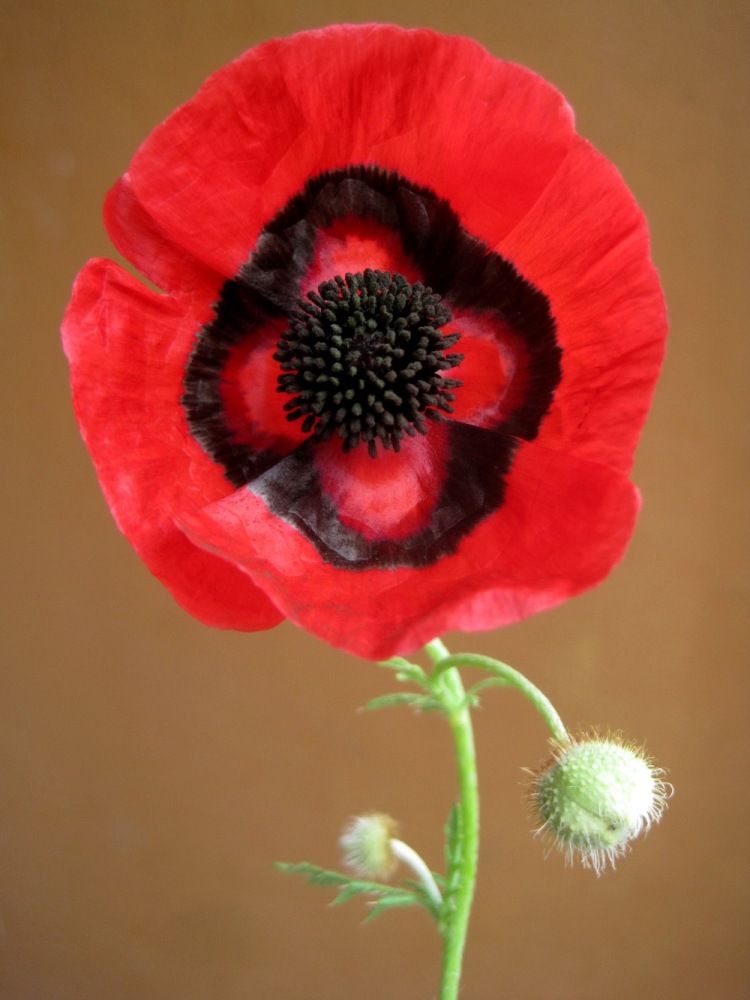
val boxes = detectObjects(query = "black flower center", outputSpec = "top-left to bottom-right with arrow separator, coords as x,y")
274,269 -> 463,457
182,165 -> 560,569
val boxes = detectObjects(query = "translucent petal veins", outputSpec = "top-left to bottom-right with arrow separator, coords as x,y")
275,270 -> 463,457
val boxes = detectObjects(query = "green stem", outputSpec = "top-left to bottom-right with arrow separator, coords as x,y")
422,640 -> 569,997
425,640 -> 479,1000
432,652 -> 569,745
424,637 -> 451,664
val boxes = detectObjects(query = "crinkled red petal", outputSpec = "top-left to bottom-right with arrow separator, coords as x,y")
498,136 -> 667,474
301,217 -> 422,294
126,25 -> 576,278
178,442 -> 638,659
313,424 -> 450,542
62,258 -> 283,631
220,316 -> 308,454
104,175 -> 223,309
448,306 -> 527,429
64,29 -> 667,651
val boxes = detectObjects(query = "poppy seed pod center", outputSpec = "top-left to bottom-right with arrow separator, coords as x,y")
274,270 -> 463,457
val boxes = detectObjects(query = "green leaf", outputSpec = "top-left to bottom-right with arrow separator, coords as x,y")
440,804 -> 463,933
276,861 -> 440,924
275,861 -> 351,888
375,657 -> 428,684
403,879 -> 442,920
464,676 -> 511,708
276,862 -> 414,902
361,692 -> 432,713
332,883 -> 365,906
363,893 -> 421,924
416,698 -> 444,713
444,804 -> 463,875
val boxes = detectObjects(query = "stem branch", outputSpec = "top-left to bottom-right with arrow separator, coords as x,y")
389,838 -> 442,909
416,640 -> 568,997
432,652 -> 569,744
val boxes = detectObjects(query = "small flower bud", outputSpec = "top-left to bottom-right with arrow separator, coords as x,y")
340,813 -> 399,880
531,736 -> 670,875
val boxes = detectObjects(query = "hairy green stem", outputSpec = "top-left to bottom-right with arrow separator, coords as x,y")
425,640 -> 479,1000
432,652 -> 569,744
423,641 -> 569,998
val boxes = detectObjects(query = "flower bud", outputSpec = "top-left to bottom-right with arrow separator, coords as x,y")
531,736 -> 670,874
340,813 -> 399,880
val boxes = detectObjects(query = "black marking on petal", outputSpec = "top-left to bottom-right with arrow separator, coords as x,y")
274,269 -> 462,456
248,424 -> 517,570
182,164 -> 562,569
182,282 -> 280,488
236,165 -> 561,442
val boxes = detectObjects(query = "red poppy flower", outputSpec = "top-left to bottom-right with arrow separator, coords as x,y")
62,25 -> 666,659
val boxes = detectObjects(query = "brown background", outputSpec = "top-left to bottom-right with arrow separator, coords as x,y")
2,1 -> 749,997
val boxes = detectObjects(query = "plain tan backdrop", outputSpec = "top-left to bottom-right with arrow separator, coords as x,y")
2,1 -> 749,997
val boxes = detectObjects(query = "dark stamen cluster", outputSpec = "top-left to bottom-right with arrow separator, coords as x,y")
275,269 -> 463,457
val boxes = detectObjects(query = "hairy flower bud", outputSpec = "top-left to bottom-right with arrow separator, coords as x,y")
531,736 -> 670,874
340,813 -> 400,880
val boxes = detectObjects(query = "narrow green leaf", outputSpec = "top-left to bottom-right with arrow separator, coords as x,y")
464,676 -> 511,708
275,861 -> 351,888
363,893 -> 421,924
333,883 -> 366,906
444,804 -> 463,873
276,862 -> 414,902
376,657 -> 428,683
277,861 -> 442,925
361,692 -> 430,713
441,804 -> 463,933
416,698 -> 444,713
403,879 -> 442,920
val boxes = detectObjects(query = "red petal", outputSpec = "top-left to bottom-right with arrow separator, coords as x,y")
498,137 -> 667,473
62,258 -> 283,631
448,308 -> 528,429
126,26 -> 576,277
301,217 -> 422,296
220,316 -> 308,454
178,443 -> 638,659
313,426 -> 449,542
104,175 -> 223,309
